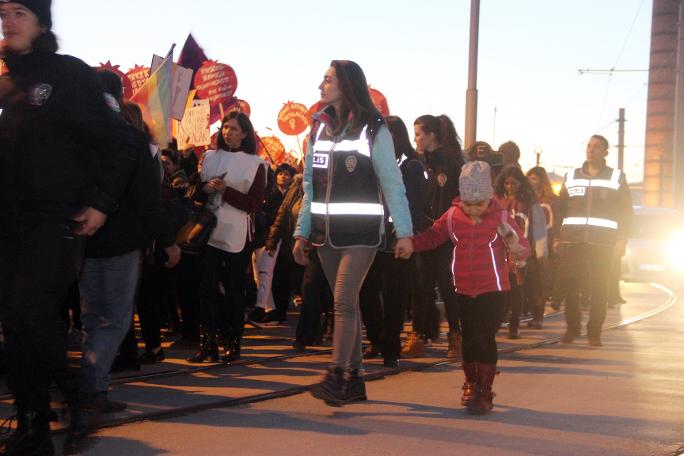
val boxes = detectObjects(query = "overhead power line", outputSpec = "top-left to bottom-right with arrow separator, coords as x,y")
577,69 -> 647,75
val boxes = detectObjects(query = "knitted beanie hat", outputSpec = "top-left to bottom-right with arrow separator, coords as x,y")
0,0 -> 52,29
459,161 -> 493,202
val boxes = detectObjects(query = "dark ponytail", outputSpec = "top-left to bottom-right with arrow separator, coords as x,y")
437,114 -> 463,157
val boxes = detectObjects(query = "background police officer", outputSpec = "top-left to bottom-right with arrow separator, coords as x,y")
554,134 -> 632,346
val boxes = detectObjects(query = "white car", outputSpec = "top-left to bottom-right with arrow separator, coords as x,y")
622,206 -> 684,283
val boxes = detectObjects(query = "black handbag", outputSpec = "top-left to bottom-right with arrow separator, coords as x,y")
175,204 -> 217,254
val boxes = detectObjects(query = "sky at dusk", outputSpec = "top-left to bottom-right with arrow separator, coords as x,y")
47,0 -> 651,181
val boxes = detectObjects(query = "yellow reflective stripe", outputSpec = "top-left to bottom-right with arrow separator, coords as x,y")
562,217 -> 618,230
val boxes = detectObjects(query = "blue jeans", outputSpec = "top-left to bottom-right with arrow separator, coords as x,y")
79,250 -> 141,392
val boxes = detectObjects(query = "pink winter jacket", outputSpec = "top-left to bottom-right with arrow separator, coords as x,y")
412,198 -> 530,297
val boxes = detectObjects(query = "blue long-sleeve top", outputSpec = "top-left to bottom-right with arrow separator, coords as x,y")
294,124 -> 413,241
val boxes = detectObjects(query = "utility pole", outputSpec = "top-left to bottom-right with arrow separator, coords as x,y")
659,154 -> 665,207
492,106 -> 497,147
535,147 -> 542,167
464,0 -> 480,150
617,108 -> 626,171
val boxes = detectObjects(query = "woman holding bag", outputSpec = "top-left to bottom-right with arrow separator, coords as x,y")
188,112 -> 267,363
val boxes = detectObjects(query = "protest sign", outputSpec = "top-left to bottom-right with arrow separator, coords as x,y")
126,65 -> 150,97
258,135 -> 286,165
194,60 -> 238,123
177,98 -> 211,150
277,101 -> 309,135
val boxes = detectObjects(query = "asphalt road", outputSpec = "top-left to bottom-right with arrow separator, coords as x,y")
70,282 -> 683,456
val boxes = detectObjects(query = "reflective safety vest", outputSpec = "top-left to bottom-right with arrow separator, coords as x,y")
560,166 -> 623,245
310,122 -> 384,248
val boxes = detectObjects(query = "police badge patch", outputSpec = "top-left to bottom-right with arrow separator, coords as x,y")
437,173 -> 448,187
345,155 -> 358,173
29,83 -> 53,106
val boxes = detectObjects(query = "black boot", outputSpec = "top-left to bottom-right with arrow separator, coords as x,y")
345,369 -> 367,403
62,397 -> 100,456
1,409 -> 54,456
187,333 -> 219,363
311,367 -> 346,407
223,336 -> 241,363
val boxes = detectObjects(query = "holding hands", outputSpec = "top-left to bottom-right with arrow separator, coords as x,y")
394,237 -> 413,260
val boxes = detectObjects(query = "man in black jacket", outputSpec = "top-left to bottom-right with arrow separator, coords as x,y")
78,69 -> 181,413
0,1 -> 137,453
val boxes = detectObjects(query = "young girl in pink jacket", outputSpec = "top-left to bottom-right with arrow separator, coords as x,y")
412,161 -> 530,414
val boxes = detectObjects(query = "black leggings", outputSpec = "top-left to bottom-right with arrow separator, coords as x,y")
458,292 -> 505,364
413,244 -> 461,336
199,244 -> 253,338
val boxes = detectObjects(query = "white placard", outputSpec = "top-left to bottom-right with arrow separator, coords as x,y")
177,99 -> 211,150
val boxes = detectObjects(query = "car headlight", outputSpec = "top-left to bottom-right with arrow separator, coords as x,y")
666,230 -> 684,271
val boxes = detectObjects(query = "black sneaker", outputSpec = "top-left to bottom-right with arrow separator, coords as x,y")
383,358 -> 399,368
138,348 -> 165,364
248,307 -> 267,323
84,392 -> 127,413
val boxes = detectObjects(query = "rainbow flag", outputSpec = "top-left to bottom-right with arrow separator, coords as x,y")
131,50 -> 174,147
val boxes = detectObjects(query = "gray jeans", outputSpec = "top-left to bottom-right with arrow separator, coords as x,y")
317,244 -> 376,370
79,250 -> 141,392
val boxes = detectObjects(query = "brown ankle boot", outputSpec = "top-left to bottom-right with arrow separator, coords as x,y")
461,362 -> 477,406
467,363 -> 497,415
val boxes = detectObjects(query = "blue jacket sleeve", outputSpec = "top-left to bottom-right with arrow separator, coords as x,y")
372,126 -> 413,238
293,140 -> 314,239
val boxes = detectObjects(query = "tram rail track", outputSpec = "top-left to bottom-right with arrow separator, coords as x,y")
43,281 -> 676,435
0,309 -> 566,402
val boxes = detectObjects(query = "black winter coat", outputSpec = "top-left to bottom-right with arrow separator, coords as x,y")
423,147 -> 464,222
85,132 -> 177,258
0,51 -> 137,235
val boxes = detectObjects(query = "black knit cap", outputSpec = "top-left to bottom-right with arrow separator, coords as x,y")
0,0 -> 52,29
